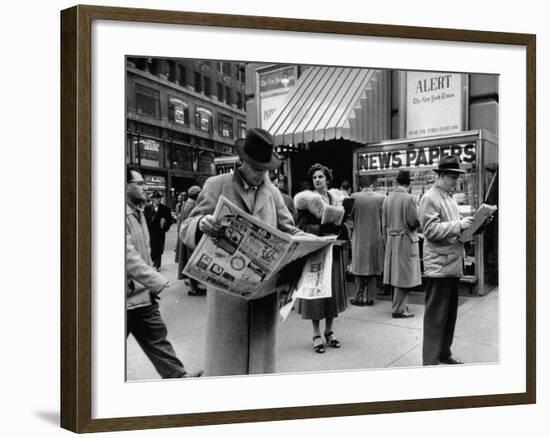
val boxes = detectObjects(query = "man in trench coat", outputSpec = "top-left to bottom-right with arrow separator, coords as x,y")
350,175 -> 385,306
180,128 -> 302,376
382,170 -> 421,318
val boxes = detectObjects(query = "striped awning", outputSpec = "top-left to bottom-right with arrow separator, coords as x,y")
267,67 -> 389,146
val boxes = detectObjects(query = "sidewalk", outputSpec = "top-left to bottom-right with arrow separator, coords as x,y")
127,229 -> 498,380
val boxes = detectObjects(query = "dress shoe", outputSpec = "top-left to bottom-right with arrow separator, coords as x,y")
439,356 -> 464,365
180,370 -> 203,378
392,312 -> 415,319
365,299 -> 375,306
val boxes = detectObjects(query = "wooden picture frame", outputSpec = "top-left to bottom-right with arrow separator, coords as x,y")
60,4 -> 536,433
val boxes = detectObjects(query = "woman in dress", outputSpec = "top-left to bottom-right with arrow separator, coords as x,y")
294,163 -> 348,353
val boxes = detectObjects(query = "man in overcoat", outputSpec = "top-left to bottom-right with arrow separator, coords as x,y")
177,185 -> 204,296
180,128 -> 302,376
126,167 -> 201,379
350,175 -> 385,306
419,155 -> 474,365
382,170 -> 421,318
144,191 -> 173,271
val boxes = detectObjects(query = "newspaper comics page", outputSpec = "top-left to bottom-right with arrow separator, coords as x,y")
183,196 -> 292,299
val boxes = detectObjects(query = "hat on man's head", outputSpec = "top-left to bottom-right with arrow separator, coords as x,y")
396,169 -> 411,186
435,155 -> 466,174
235,128 -> 280,170
151,191 -> 163,199
187,185 -> 201,197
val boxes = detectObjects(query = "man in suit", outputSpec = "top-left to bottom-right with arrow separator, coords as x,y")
382,170 -> 421,318
144,191 -> 173,271
126,167 -> 201,379
180,128 -> 302,376
350,175 -> 385,306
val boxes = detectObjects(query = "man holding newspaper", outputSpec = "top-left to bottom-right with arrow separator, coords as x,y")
180,128 -> 323,376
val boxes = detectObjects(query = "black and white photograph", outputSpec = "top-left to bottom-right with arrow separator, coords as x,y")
125,57 -> 499,380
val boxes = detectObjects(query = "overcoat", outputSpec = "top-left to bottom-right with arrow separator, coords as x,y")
419,185 -> 465,278
382,187 -> 421,288
294,191 -> 348,320
350,189 -> 385,276
177,198 -> 197,279
144,202 -> 173,256
126,204 -> 167,309
180,171 -> 300,376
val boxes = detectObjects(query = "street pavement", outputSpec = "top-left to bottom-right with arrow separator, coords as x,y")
127,228 -> 499,380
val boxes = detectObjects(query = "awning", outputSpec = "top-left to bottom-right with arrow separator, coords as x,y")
267,67 -> 389,146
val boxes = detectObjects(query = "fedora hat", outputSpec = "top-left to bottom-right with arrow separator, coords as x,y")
187,185 -> 201,197
396,169 -> 412,185
235,128 -> 280,170
435,155 -> 466,174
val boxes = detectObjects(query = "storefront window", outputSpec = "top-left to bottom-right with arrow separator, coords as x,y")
168,97 -> 189,126
218,114 -> 233,138
172,144 -> 194,172
195,107 -> 213,133
237,121 -> 246,139
135,84 -> 160,118
133,137 -> 162,168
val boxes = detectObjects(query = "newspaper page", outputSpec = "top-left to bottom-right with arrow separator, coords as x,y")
321,204 -> 345,226
459,203 -> 497,243
183,196 -> 334,300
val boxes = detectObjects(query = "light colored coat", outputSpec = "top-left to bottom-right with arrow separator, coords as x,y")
126,203 -> 167,309
419,184 -> 465,278
180,170 -> 300,376
350,189 -> 385,276
382,187 -> 421,288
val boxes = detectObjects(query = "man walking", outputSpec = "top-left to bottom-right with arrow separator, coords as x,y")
350,175 -> 385,306
144,191 -> 173,271
126,167 -> 201,378
419,156 -> 474,365
382,170 -> 421,318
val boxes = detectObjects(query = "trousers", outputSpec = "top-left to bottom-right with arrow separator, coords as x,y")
422,277 -> 459,365
353,275 -> 378,301
127,301 -> 186,378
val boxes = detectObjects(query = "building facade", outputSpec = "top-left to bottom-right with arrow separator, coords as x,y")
126,57 -> 248,206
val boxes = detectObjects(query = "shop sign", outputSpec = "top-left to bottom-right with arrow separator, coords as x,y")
134,138 -> 161,168
196,107 -> 212,132
406,72 -> 466,138
258,65 -> 297,129
143,174 -> 165,191
170,98 -> 188,125
357,143 -> 476,172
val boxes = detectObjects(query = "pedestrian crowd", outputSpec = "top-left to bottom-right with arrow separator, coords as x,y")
126,127 -> 490,379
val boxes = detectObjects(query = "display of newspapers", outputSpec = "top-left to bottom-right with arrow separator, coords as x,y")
183,196 -> 336,300
307,195 -> 345,226
458,203 -> 497,243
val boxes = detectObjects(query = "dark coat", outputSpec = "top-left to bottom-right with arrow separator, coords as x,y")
382,187 -> 421,288
144,203 -> 173,256
180,171 -> 300,376
350,190 -> 385,276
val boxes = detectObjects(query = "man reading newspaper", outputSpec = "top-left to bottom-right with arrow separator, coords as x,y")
180,128 -> 312,377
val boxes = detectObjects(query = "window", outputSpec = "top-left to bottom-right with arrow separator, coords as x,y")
204,76 -> 211,96
217,83 -> 224,101
237,92 -> 243,110
178,65 -> 187,86
237,121 -> 247,139
195,107 -> 213,133
238,65 -> 246,83
225,86 -> 232,106
219,114 -> 233,138
135,84 -> 160,118
168,97 -> 189,126
222,62 -> 232,76
194,72 -> 202,93
168,61 -> 177,82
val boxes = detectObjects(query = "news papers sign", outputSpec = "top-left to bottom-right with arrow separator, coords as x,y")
357,143 -> 476,173
406,72 -> 467,139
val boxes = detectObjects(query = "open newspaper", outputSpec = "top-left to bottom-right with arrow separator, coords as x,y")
458,203 -> 498,243
183,196 -> 336,301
